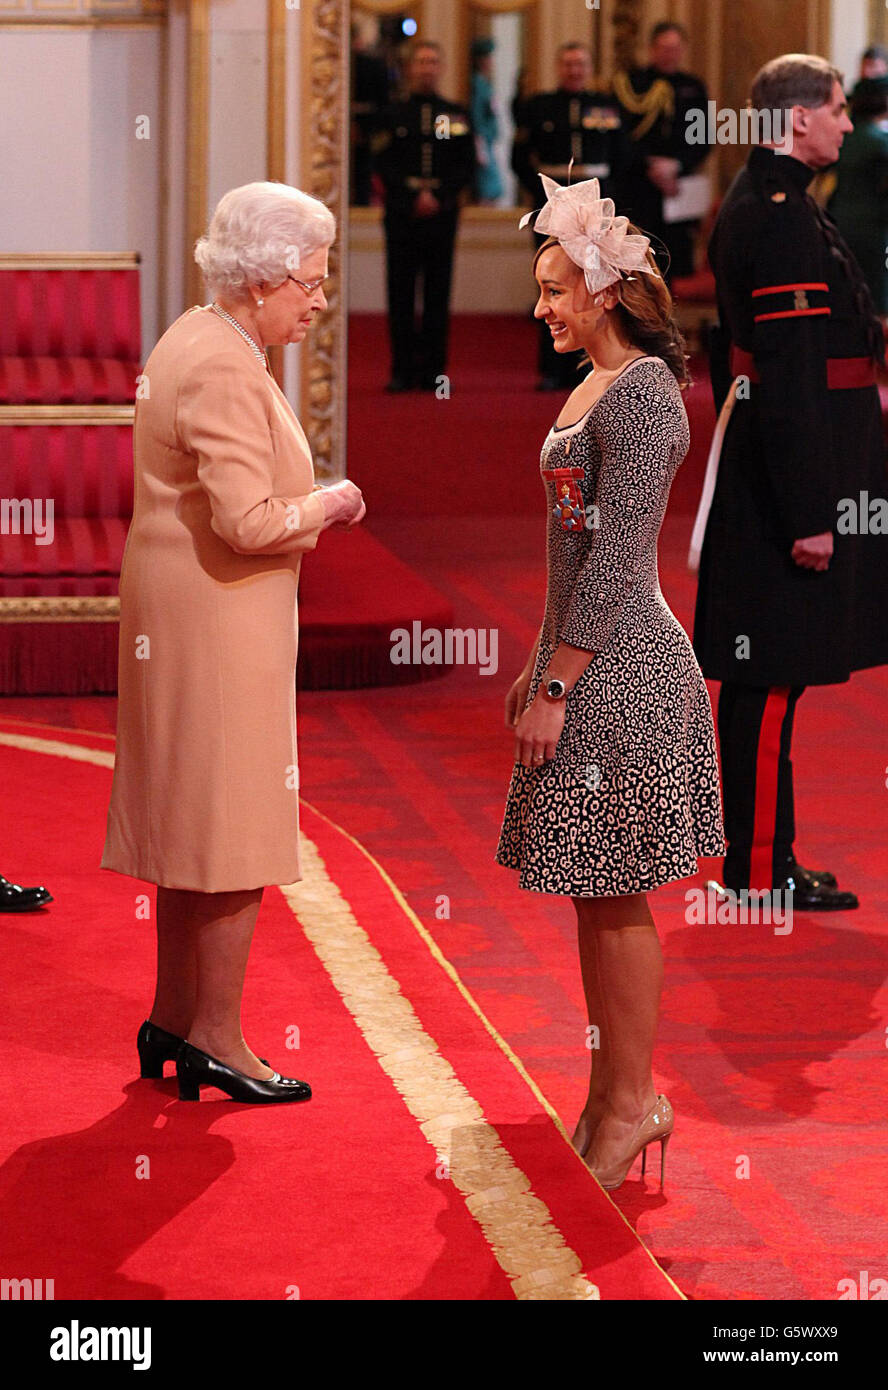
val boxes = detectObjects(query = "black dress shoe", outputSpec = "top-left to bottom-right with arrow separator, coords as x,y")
137,1020 -> 268,1079
176,1041 -> 311,1104
789,861 -> 838,890
712,878 -> 858,912
776,875 -> 859,911
0,874 -> 52,912
384,376 -> 413,393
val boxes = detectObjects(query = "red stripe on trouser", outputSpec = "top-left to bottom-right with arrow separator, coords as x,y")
749,688 -> 790,890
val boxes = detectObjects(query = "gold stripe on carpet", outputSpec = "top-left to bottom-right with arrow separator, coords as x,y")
281,839 -> 599,1301
301,797 -> 686,1301
0,731 -> 116,768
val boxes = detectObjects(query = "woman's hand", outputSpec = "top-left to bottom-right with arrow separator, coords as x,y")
505,668 -> 533,728
341,495 -> 366,529
318,480 -> 365,530
514,690 -> 565,768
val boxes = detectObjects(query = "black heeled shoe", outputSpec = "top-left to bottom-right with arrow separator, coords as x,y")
137,1020 -> 186,1078
175,1041 -> 311,1104
137,1020 -> 269,1079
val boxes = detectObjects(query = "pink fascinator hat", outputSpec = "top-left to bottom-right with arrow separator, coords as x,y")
520,173 -> 657,295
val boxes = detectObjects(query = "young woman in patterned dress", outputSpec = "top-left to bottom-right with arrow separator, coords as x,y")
496,180 -> 725,1190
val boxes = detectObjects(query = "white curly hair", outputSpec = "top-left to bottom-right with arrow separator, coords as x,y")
194,181 -> 336,298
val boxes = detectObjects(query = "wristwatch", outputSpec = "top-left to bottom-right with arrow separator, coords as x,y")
542,677 -> 567,702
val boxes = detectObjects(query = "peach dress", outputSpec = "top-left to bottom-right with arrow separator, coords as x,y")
101,305 -> 326,891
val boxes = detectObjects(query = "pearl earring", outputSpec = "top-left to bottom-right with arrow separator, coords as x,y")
257,297 -> 264,308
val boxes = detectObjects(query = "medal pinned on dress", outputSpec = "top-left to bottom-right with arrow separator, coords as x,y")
543,465 -> 586,531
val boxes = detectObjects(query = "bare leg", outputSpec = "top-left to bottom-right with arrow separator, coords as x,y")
149,886 -> 197,1038
152,885 -> 272,1081
575,893 -> 663,1173
570,902 -> 611,1156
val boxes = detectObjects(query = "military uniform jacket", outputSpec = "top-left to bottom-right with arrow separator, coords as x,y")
617,66 -> 710,171
693,146 -> 888,687
511,88 -> 629,203
615,66 -> 711,226
372,93 -> 475,217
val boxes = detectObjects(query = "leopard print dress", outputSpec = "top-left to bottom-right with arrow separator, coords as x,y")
496,355 -> 726,897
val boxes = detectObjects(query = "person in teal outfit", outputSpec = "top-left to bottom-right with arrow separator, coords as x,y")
828,76 -> 888,316
470,38 -> 505,204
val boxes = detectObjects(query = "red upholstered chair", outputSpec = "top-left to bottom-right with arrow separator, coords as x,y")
0,254 -> 141,404
0,405 -> 133,692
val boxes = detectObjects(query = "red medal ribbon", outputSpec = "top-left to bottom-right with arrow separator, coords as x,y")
543,466 -> 586,532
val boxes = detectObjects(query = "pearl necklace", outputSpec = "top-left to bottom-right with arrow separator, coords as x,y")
210,302 -> 268,370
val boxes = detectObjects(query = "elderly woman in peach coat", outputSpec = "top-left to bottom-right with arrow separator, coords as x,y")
101,182 -> 364,1104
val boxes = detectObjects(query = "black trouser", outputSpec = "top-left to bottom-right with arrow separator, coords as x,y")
717,682 -> 805,891
384,208 -> 459,384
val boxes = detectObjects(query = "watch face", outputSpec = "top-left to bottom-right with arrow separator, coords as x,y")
547,679 -> 566,699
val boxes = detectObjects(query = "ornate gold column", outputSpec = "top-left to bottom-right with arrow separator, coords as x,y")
295,0 -> 350,482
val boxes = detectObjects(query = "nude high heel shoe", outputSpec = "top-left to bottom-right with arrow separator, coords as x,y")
590,1094 -> 674,1191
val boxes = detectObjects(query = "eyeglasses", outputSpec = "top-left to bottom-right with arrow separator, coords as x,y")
287,274 -> 327,294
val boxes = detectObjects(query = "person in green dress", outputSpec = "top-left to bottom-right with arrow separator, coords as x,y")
470,37 -> 504,204
828,76 -> 888,316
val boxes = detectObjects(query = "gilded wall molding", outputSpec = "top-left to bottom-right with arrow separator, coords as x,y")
0,404 -> 134,424
0,253 -> 140,271
266,1 -> 286,388
299,0 -> 349,481
0,0 -> 165,22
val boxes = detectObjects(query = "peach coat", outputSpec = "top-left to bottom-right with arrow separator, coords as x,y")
101,304 -> 326,891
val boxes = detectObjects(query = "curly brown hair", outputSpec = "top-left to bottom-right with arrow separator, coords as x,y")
533,234 -> 690,390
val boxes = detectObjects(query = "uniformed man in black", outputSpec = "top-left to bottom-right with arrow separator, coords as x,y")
512,42 -> 629,390
692,54 -> 888,909
372,40 -> 475,392
614,21 -> 711,282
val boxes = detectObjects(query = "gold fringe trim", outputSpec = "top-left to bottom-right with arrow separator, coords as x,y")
0,405 -> 133,424
0,597 -> 120,624
0,253 -> 141,270
281,840 -> 599,1300
612,71 -> 675,142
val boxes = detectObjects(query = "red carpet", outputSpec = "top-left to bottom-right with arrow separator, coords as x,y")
1,314 -> 886,1300
294,498 -> 888,1300
0,722 -> 678,1301
346,313 -> 715,518
297,527 -> 454,689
